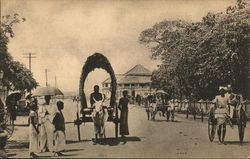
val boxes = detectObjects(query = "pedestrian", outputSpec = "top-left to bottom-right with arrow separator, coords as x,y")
38,95 -> 55,153
118,90 -> 129,138
214,86 -> 230,143
52,101 -> 66,156
28,100 -> 39,157
168,99 -> 176,122
156,94 -> 164,117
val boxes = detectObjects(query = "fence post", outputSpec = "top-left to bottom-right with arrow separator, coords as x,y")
193,101 -> 196,120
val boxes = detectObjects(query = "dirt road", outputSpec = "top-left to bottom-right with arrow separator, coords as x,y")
5,99 -> 250,158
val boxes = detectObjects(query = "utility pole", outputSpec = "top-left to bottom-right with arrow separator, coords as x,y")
55,76 -> 57,88
23,53 -> 36,71
45,69 -> 48,86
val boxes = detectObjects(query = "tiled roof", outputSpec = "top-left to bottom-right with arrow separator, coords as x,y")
102,65 -> 152,84
102,74 -> 124,84
124,64 -> 151,76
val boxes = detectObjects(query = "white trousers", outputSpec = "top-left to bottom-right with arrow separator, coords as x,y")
39,121 -> 54,152
54,131 -> 65,152
29,125 -> 39,153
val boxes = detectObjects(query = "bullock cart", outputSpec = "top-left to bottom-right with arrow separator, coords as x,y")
74,53 -> 119,141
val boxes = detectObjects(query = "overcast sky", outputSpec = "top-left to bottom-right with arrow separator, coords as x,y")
2,0 -> 235,94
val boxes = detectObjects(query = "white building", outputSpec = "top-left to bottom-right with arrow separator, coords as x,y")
102,64 -> 153,99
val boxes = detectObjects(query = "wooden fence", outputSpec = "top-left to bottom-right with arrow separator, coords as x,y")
174,99 -> 250,121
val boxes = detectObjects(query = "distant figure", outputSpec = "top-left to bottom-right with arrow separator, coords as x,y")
28,102 -> 39,157
156,94 -> 164,117
90,85 -> 105,107
136,94 -> 141,106
6,93 -> 22,121
118,90 -> 129,138
168,99 -> 176,122
38,95 -> 55,153
52,101 -> 66,156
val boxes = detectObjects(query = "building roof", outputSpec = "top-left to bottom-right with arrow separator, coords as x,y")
102,74 -> 124,84
124,64 -> 151,76
102,64 -> 152,84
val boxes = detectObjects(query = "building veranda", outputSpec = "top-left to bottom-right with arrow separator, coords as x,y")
102,64 -> 154,102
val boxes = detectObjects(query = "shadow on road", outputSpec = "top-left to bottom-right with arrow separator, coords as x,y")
66,139 -> 92,144
151,120 -> 183,123
92,136 -> 142,146
63,148 -> 84,152
6,140 -> 29,149
224,141 -> 250,145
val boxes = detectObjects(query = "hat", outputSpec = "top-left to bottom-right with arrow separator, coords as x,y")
219,86 -> 226,91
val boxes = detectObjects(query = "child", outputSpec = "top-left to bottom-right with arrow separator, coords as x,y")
52,101 -> 65,156
28,101 -> 39,157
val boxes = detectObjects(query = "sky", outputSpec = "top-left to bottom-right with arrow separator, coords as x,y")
1,0 -> 235,94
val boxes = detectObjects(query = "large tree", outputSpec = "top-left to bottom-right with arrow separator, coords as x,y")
139,0 -> 250,100
0,14 -> 38,91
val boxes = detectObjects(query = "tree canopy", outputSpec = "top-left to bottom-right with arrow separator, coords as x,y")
139,0 -> 250,100
0,14 -> 38,91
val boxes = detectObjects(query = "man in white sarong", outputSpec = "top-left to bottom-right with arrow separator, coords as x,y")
38,95 -> 56,153
214,87 -> 229,120
214,86 -> 232,143
168,99 -> 176,121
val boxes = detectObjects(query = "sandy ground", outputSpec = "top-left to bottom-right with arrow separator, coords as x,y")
4,99 -> 250,158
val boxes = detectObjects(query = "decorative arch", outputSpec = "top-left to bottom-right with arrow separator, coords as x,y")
79,53 -> 117,109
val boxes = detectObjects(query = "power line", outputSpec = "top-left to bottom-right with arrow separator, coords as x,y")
23,53 -> 36,71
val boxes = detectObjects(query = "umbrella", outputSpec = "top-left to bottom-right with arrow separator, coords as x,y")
198,99 -> 205,103
33,86 -> 64,96
155,90 -> 168,95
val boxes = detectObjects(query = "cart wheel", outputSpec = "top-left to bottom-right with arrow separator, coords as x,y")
4,111 -> 14,139
238,108 -> 245,143
208,117 -> 216,142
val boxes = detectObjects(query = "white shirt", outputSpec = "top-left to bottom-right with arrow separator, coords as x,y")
38,103 -> 57,124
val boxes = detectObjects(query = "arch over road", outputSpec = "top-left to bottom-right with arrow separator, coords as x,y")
79,53 -> 117,109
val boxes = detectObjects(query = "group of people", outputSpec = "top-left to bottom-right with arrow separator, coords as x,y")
28,95 -> 65,157
145,93 -> 176,121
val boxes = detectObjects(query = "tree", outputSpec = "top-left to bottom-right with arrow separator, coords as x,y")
139,0 -> 250,99
0,14 -> 38,91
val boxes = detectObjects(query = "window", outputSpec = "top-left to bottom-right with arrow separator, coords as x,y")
105,83 -> 108,87
125,84 -> 130,87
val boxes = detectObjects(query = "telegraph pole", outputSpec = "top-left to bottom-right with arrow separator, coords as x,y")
23,53 -> 36,71
55,76 -> 57,88
45,69 -> 48,86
